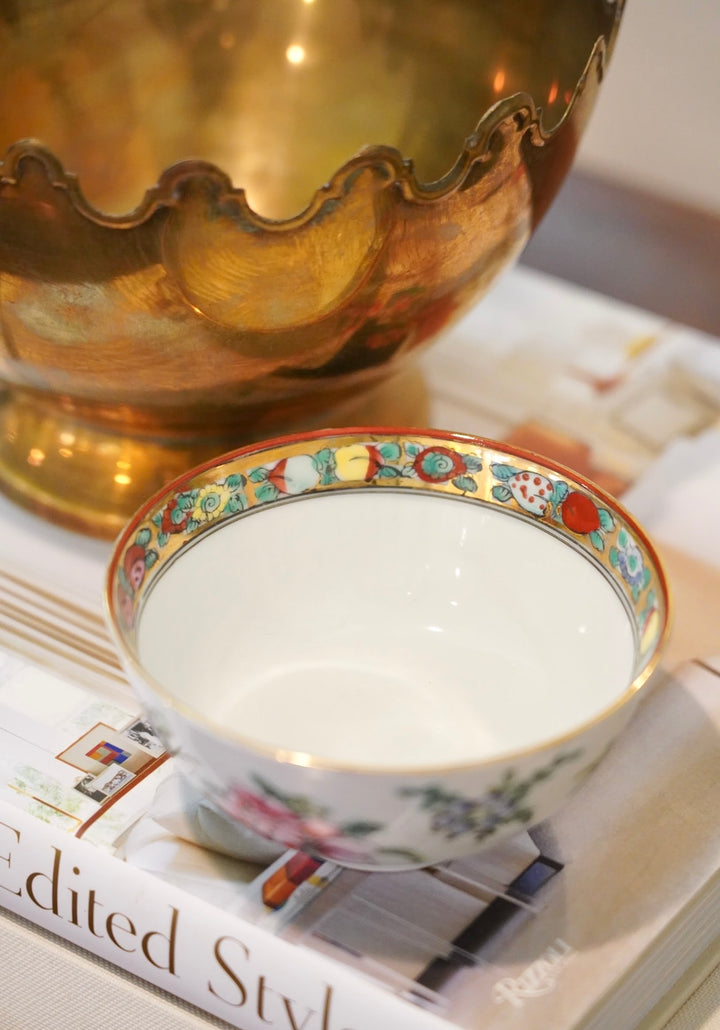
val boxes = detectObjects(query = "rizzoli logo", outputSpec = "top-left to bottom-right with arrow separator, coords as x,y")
492,938 -> 575,1008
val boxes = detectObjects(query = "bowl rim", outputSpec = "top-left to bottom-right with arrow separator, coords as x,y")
104,425 -> 672,776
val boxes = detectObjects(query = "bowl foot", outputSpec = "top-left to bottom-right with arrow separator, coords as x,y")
0,370 -> 429,538
0,394 -> 236,538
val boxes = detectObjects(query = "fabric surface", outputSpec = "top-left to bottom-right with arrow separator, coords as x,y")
3,899 -> 720,1030
0,907 -> 232,1030
666,966 -> 720,1030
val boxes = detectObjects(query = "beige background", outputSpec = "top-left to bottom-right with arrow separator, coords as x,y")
576,0 -> 720,214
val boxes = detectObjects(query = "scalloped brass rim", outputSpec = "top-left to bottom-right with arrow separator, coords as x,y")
0,24 -> 619,230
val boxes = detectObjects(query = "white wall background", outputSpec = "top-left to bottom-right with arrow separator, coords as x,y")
575,0 -> 720,214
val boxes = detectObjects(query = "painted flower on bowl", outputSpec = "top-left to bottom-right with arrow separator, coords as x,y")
401,751 -> 581,847
160,494 -> 193,536
224,776 -> 384,864
123,543 -> 148,592
610,528 -> 650,601
115,529 -> 159,629
413,445 -> 466,483
151,474 -> 247,546
226,787 -> 334,849
192,484 -> 229,522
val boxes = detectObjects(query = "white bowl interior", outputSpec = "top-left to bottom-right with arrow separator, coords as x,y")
136,489 -> 636,769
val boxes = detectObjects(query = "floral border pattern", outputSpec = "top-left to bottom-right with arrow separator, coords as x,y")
114,434 -> 666,665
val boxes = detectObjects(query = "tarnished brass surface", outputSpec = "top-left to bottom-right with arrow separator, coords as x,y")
0,0 -> 624,536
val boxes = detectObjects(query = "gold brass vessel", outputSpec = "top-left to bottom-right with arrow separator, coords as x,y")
0,0 -> 624,537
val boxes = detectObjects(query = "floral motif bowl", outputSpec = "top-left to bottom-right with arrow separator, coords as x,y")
0,0 -> 624,537
105,428 -> 670,870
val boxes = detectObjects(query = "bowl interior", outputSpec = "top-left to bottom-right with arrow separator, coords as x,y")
1,0 -> 619,218
133,484 -> 637,770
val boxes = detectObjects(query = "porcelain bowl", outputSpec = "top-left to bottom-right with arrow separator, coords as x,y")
0,0 -> 625,537
105,428 -> 669,870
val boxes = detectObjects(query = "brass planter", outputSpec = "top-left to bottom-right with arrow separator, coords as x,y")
0,0 -> 624,537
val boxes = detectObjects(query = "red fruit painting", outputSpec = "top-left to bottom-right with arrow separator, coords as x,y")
560,492 -> 601,535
